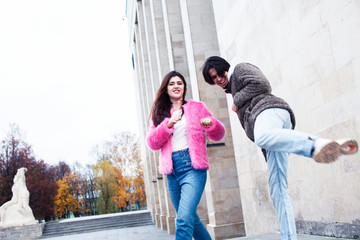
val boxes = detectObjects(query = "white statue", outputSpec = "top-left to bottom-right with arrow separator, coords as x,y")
0,167 -> 38,227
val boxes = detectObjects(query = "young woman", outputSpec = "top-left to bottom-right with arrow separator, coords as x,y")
146,71 -> 225,240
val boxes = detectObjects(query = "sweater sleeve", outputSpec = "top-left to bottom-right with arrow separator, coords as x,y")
199,102 -> 225,142
146,118 -> 174,151
232,63 -> 272,108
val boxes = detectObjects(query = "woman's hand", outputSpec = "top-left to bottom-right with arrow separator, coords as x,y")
167,112 -> 181,128
200,118 -> 213,128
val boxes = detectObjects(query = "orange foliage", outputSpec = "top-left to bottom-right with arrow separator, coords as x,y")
54,174 -> 81,219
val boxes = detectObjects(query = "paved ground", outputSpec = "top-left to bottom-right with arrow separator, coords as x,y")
41,226 -> 354,240
41,225 -> 175,240
40,211 -> 353,240
227,233 -> 353,240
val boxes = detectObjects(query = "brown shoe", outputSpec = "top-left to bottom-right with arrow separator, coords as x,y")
312,139 -> 341,163
336,139 -> 358,155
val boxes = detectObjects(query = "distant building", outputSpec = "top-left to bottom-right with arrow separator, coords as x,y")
126,0 -> 360,239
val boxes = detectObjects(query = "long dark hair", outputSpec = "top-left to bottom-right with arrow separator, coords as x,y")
150,71 -> 187,126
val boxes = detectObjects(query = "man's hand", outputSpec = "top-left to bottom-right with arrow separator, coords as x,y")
232,103 -> 238,113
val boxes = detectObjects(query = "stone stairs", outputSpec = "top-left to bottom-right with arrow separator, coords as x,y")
40,210 -> 153,238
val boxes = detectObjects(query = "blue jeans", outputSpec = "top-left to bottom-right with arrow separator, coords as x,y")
167,148 -> 211,240
254,108 -> 319,240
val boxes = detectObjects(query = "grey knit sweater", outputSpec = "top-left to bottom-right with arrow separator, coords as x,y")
225,62 -> 296,142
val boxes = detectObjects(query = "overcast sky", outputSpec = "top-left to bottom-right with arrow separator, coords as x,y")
0,0 -> 139,166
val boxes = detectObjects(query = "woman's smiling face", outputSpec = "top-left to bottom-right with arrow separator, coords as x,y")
167,76 -> 185,102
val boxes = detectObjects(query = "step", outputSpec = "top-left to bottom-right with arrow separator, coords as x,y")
41,222 -> 154,238
40,211 -> 153,239
43,219 -> 153,234
45,215 -> 152,228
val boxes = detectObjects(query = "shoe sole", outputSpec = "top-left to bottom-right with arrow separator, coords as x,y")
336,139 -> 358,155
313,142 -> 341,163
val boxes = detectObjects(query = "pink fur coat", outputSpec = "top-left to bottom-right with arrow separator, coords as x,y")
146,100 -> 225,174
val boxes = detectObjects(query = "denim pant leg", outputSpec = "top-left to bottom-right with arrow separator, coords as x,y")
192,212 -> 210,240
253,108 -> 304,240
167,149 -> 211,240
254,108 -> 318,158
267,150 -> 297,240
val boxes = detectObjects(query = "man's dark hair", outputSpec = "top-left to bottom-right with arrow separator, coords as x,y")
202,56 -> 230,85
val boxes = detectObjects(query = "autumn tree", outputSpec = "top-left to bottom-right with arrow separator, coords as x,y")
132,165 -> 146,210
76,164 -> 97,216
115,168 -> 129,211
98,132 -> 146,211
26,161 -> 58,220
92,159 -> 119,214
54,174 -> 81,219
54,161 -> 71,182
0,124 -> 58,220
63,163 -> 97,216
63,171 -> 84,217
105,132 -> 140,176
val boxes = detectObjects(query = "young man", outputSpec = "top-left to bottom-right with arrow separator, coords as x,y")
202,56 -> 358,240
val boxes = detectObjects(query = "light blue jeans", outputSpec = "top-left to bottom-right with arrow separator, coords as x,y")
167,148 -> 211,240
254,108 -> 318,240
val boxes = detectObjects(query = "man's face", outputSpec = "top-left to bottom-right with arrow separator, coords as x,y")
208,68 -> 228,88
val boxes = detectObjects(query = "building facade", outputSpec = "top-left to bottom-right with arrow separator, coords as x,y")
126,0 -> 360,239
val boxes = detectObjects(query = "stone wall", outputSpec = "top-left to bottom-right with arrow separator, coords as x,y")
127,0 -> 360,238
211,0 -> 360,238
0,223 -> 44,240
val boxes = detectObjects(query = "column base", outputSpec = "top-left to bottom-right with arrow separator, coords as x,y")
155,214 -> 161,227
200,217 -> 209,226
160,214 -> 167,231
166,216 -> 176,234
207,222 -> 246,240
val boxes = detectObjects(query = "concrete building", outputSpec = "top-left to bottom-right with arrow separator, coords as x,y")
126,1 -> 360,239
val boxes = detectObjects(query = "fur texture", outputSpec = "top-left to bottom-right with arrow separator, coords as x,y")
146,100 -> 225,174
